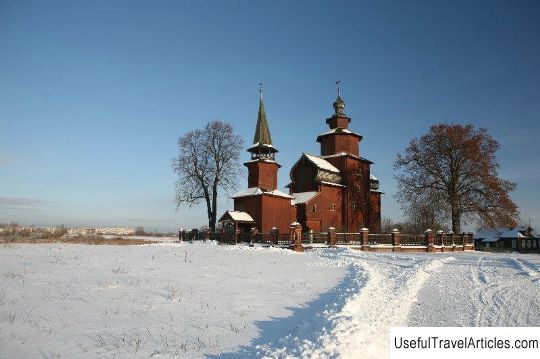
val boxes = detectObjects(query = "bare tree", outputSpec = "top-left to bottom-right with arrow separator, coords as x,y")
394,123 -> 519,233
172,120 -> 243,231
381,217 -> 400,233
401,200 -> 446,233
381,203 -> 445,234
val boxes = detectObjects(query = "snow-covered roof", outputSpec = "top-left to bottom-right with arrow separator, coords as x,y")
317,128 -> 362,139
231,187 -> 294,199
318,128 -> 352,136
320,152 -> 356,159
220,210 -> 255,223
318,181 -> 346,188
370,174 -> 378,181
244,159 -> 277,164
251,142 -> 275,148
482,237 -> 501,243
319,152 -> 373,164
304,153 -> 340,173
291,191 -> 318,205
475,227 -> 528,242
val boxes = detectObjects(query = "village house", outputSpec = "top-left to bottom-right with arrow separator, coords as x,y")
475,226 -> 539,253
219,85 -> 382,233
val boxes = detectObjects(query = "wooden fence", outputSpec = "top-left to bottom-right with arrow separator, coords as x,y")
179,227 -> 474,253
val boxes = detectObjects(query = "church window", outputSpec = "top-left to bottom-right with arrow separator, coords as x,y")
329,204 -> 336,211
312,204 -> 317,213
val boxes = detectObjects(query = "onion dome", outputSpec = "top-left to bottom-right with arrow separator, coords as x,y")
332,80 -> 346,117
370,174 -> 380,191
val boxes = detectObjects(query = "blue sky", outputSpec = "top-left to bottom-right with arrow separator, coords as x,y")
1,0 -> 539,232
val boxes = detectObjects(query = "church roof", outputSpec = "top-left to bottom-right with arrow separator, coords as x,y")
248,89 -> 276,153
231,187 -> 294,199
244,158 -> 277,164
316,127 -> 363,141
253,96 -> 272,145
303,153 -> 340,173
320,128 -> 352,135
320,152 -> 374,164
318,181 -> 346,188
291,191 -> 319,205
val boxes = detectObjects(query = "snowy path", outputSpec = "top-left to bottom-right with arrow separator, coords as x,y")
230,250 -> 454,358
304,253 -> 452,358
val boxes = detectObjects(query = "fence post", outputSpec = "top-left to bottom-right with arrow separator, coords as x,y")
270,227 -> 279,245
460,232 -> 466,251
391,228 -> 401,252
234,228 -> 239,245
249,227 -> 258,247
361,227 -> 369,251
178,228 -> 185,242
425,229 -> 434,252
327,227 -> 336,247
289,222 -> 304,252
309,229 -> 314,245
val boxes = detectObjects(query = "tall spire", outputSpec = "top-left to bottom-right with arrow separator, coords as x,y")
248,83 -> 277,159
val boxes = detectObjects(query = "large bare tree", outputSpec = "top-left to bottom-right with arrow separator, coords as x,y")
394,123 -> 518,233
172,120 -> 243,231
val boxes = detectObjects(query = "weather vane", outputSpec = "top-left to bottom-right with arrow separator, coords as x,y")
259,82 -> 263,100
336,80 -> 342,97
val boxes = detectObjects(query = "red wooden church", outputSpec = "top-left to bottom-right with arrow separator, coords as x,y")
219,84 -> 382,233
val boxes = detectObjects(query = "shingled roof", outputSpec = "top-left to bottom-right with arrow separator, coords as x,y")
253,96 -> 272,145
248,91 -> 277,154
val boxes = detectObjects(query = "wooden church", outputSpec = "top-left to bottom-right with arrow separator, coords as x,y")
219,84 -> 382,233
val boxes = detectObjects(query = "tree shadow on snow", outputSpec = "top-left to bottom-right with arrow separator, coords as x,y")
206,264 -> 367,358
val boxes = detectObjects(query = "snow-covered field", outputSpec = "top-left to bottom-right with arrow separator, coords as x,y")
1,242 -> 539,358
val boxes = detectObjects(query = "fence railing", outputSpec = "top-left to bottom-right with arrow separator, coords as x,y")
179,229 -> 474,252
368,233 -> 392,245
336,233 -> 363,245
277,234 -> 290,245
443,235 -> 453,246
400,234 -> 425,246
301,232 -> 328,244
